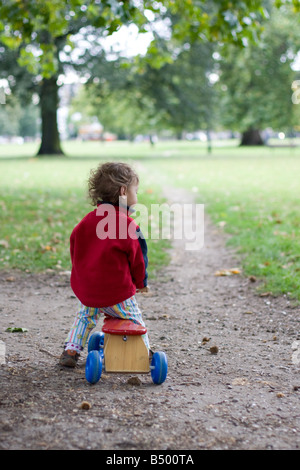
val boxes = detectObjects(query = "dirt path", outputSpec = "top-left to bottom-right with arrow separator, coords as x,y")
0,188 -> 299,451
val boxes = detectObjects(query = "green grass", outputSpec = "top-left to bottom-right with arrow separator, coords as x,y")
0,156 -> 170,276
139,146 -> 300,300
1,140 -> 300,300
1,137 -> 299,159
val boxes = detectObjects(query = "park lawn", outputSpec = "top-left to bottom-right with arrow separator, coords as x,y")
0,140 -> 300,301
0,156 -> 170,277
0,138 -> 222,159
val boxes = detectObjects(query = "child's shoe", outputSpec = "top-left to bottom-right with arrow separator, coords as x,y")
59,349 -> 80,368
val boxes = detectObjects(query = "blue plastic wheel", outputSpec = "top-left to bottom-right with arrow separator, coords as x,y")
85,350 -> 102,384
88,332 -> 105,352
151,351 -> 168,385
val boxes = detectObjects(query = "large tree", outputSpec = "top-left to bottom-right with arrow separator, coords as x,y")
216,6 -> 300,145
83,40 -> 218,143
0,0 -> 292,155
135,41 -> 217,143
0,0 -> 146,154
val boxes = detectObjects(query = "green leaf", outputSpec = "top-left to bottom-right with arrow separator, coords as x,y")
0,35 -> 22,49
6,327 -> 28,333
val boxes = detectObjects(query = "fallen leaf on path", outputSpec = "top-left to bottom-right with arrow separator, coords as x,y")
214,268 -> 241,276
229,268 -> 241,274
259,292 -> 272,297
6,327 -> 28,333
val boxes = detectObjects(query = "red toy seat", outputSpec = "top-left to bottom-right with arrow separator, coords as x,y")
102,317 -> 147,336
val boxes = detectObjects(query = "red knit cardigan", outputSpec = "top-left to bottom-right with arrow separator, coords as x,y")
70,202 -> 148,307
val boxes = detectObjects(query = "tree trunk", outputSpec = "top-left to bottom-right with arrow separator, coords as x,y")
206,129 -> 212,154
240,128 -> 264,146
37,76 -> 64,156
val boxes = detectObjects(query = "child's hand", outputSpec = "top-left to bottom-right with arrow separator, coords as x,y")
136,286 -> 150,294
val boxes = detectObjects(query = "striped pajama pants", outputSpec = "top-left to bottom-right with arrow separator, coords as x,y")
64,295 -> 150,353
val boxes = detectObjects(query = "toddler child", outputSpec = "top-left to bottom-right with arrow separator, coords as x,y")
59,162 -> 149,368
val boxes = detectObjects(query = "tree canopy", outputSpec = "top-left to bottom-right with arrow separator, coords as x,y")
0,0 -> 285,78
1,0 -> 299,153
72,39 -> 218,142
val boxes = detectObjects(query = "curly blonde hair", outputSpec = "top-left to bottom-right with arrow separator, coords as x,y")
88,162 -> 139,206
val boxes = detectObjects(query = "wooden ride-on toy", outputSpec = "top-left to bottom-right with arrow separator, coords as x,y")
85,317 -> 168,385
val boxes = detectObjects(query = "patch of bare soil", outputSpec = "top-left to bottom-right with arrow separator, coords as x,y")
0,189 -> 299,451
